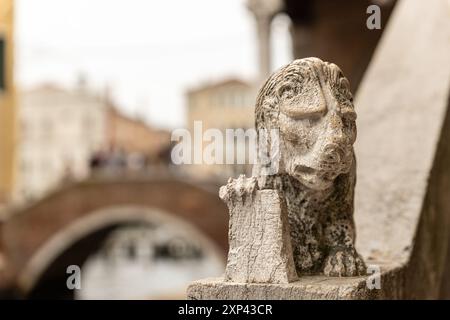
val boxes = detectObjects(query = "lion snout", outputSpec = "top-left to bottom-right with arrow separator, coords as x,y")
321,144 -> 344,166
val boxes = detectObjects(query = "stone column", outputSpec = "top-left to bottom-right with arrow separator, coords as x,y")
247,0 -> 283,84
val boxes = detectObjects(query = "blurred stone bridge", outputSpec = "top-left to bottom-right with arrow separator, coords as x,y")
0,174 -> 229,298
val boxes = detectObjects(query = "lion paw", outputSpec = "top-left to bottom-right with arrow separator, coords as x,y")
219,175 -> 258,203
323,247 -> 366,277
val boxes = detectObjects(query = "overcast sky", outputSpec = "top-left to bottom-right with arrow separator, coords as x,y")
16,0 -> 292,129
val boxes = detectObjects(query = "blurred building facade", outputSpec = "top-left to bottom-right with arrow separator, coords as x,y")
17,85 -> 108,200
186,78 -> 256,179
106,106 -> 171,167
16,84 -> 171,201
0,0 -> 16,206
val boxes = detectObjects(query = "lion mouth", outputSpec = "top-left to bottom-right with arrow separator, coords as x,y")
294,165 -> 315,175
293,165 -> 322,183
321,171 -> 338,182
293,164 -> 339,184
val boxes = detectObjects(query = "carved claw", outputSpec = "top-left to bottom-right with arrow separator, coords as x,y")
219,175 -> 258,203
323,247 -> 366,277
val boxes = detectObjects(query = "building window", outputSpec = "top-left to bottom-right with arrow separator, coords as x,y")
0,37 -> 5,91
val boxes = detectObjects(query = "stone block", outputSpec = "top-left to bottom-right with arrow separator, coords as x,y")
224,188 -> 298,283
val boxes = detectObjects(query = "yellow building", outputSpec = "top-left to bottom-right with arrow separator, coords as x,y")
0,0 -> 16,205
186,78 -> 256,180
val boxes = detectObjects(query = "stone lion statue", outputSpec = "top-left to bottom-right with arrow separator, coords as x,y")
221,58 -> 366,277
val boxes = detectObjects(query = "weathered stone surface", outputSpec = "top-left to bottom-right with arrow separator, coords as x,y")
189,0 -> 450,299
188,276 -> 375,300
192,55 -> 367,297
352,0 -> 450,299
219,57 -> 365,279
220,179 -> 297,283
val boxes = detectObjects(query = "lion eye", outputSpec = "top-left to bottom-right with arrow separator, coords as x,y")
277,83 -> 296,100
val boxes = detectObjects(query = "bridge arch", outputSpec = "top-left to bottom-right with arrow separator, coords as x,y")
0,177 -> 229,298
19,205 -> 225,298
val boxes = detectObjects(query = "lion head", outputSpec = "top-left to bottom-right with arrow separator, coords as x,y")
255,58 -> 357,191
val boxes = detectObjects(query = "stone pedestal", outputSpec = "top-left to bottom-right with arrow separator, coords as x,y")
187,276 -> 375,300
